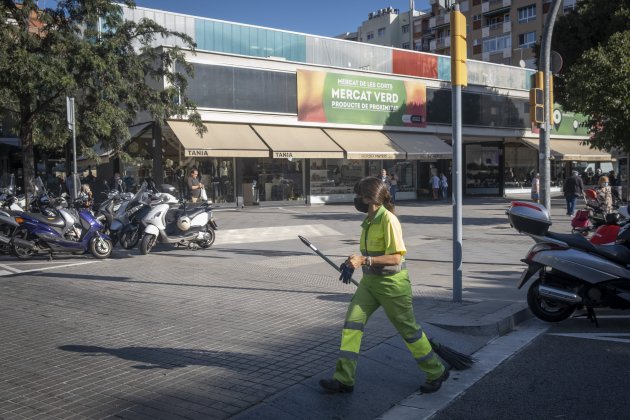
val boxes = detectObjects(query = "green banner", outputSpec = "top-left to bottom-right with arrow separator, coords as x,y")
297,70 -> 427,127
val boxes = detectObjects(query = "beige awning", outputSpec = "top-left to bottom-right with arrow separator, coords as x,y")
166,121 -> 270,158
251,125 -> 344,159
324,129 -> 406,160
384,132 -> 452,160
521,138 -> 612,162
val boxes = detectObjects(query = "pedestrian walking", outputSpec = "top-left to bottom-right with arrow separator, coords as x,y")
531,173 -> 540,203
429,173 -> 440,200
389,172 -> 398,204
187,168 -> 205,203
597,175 -> 614,215
439,173 -> 448,201
379,169 -> 391,188
563,170 -> 584,216
319,177 -> 449,394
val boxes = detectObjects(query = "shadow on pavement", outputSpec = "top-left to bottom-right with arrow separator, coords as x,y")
58,345 -> 276,371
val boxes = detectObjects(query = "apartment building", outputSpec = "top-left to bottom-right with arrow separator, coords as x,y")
354,7 -> 418,50
352,1 -> 577,70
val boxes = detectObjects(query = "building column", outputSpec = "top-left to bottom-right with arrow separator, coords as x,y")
152,122 -> 164,185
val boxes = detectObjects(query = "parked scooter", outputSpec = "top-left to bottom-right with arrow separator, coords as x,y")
7,179 -> 112,259
109,180 -> 170,250
138,173 -> 217,255
0,208 -> 20,254
507,201 -> 630,325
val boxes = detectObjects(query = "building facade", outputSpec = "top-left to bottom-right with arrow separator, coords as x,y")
116,5 -> 609,208
349,1 -> 578,70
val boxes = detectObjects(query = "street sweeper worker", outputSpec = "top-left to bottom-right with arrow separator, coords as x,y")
319,176 -> 449,394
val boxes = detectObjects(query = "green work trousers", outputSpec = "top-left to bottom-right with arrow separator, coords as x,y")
333,271 -> 444,386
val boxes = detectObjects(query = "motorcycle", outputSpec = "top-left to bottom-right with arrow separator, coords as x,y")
138,181 -> 217,255
7,178 -> 112,259
95,188 -> 133,246
109,180 -> 169,250
507,201 -> 630,325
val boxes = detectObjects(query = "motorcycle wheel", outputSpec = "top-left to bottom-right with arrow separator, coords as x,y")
120,229 -> 140,250
89,236 -> 113,259
11,227 -> 35,260
527,278 -> 576,322
140,233 -> 157,255
199,226 -> 216,249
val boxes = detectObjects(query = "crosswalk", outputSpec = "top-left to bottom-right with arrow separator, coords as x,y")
215,223 -> 342,245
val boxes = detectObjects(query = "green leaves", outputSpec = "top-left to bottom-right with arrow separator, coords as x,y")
553,0 -> 630,151
0,0 -> 204,185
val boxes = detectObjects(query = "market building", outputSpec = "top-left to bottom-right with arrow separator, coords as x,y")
112,5 -> 612,207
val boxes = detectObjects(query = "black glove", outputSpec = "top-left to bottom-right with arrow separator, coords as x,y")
339,262 -> 354,284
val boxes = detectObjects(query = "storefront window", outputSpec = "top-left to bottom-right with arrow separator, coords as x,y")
465,144 -> 501,195
195,159 -> 235,203
504,143 -> 537,188
310,159 -> 364,195
385,160 -> 414,192
249,158 -> 304,202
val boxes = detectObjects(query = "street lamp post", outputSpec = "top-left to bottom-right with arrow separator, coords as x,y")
538,0 -> 562,211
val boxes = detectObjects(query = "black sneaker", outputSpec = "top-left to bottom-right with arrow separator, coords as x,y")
419,367 -> 450,394
319,378 -> 354,393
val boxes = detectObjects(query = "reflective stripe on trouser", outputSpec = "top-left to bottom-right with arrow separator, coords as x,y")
333,276 -> 445,386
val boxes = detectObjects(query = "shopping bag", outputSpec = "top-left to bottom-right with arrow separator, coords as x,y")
200,187 -> 208,201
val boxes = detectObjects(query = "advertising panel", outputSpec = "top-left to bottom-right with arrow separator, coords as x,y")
297,69 -> 427,127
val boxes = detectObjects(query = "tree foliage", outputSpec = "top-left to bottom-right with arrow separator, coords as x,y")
552,0 -> 630,151
0,0 -> 204,191
564,31 -> 630,152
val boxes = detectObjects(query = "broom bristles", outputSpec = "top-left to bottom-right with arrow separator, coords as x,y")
429,339 -> 475,370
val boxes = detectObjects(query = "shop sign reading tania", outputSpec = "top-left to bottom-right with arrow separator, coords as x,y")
186,149 -> 211,156
297,70 -> 427,127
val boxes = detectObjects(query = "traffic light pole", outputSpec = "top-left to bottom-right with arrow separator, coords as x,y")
538,0 -> 562,212
450,4 -> 466,303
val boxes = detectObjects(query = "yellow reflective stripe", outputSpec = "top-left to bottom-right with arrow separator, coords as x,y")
340,328 -> 362,354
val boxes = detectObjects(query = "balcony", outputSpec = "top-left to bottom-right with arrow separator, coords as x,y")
482,0 -> 511,16
483,20 -> 511,37
429,13 -> 450,30
429,36 -> 451,51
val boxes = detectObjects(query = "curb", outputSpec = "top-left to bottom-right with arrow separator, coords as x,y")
427,302 -> 532,337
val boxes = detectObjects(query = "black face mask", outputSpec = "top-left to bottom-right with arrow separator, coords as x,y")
354,197 -> 369,213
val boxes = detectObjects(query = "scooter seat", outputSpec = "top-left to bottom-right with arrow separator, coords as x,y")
28,212 -> 65,228
546,232 -> 630,266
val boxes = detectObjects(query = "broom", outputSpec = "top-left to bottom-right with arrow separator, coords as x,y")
298,235 -> 476,371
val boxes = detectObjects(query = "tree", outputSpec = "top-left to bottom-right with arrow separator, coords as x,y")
551,0 -> 630,150
0,0 -> 204,197
563,31 -> 630,152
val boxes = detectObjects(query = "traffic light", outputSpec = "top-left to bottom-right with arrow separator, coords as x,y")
450,10 -> 467,86
530,88 -> 544,124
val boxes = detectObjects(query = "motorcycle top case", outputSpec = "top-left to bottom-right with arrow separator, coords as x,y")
507,201 -> 551,236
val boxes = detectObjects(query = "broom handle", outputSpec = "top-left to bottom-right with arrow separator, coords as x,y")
298,235 -> 360,287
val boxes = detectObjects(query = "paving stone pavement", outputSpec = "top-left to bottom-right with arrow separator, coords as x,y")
0,196 -> 575,419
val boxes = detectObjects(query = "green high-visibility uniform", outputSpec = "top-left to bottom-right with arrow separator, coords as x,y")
333,205 -> 445,386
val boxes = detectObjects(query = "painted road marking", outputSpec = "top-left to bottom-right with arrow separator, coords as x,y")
378,319 -> 549,420
548,333 -> 630,344
0,261 -> 100,277
215,224 -> 341,245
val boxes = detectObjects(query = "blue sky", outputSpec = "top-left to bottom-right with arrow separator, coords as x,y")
133,1 -> 430,37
